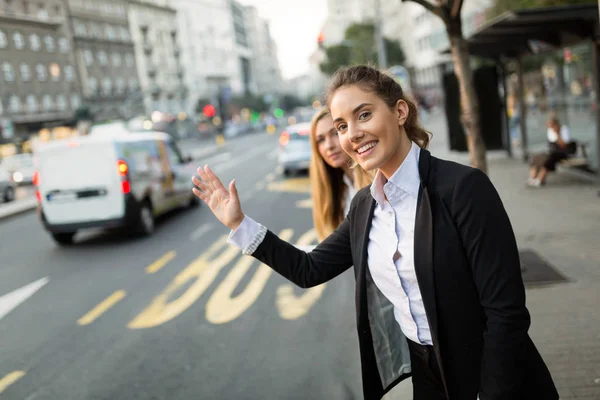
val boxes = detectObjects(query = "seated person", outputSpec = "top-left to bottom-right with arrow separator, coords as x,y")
528,117 -> 575,187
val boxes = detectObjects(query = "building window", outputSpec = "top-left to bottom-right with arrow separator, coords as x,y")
125,53 -> 134,67
49,63 -> 60,81
8,95 -> 20,113
129,77 -> 138,91
88,77 -> 98,93
105,24 -> 116,41
116,77 -> 125,93
36,64 -> 47,81
70,94 -> 80,109
83,49 -> 93,66
56,94 -> 67,111
58,37 -> 69,53
29,34 -> 41,51
3,63 -> 14,82
26,95 -> 38,112
37,6 -> 49,20
119,26 -> 130,42
44,35 -> 55,52
64,65 -> 74,81
20,63 -> 31,81
13,32 -> 25,49
0,31 -> 7,48
111,53 -> 121,67
0,99 -> 3,116
74,20 -> 87,37
101,77 -> 112,94
97,51 -> 108,66
42,95 -> 53,111
90,23 -> 102,39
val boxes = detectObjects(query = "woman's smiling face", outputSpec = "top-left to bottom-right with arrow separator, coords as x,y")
329,84 -> 409,178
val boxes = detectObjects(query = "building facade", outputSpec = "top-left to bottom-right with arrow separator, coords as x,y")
243,5 -> 281,97
173,0 -> 251,115
66,0 -> 143,121
0,0 -> 81,142
127,0 -> 186,115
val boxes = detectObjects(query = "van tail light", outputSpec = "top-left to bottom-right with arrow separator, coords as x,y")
279,131 -> 290,146
117,160 -> 131,194
33,171 -> 41,203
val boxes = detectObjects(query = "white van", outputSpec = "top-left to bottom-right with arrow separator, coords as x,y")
34,131 -> 199,245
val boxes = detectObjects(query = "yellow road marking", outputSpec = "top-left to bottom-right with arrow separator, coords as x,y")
146,251 -> 176,274
77,290 -> 126,326
276,229 -> 327,320
128,236 -> 238,329
0,370 -> 25,393
295,197 -> 313,208
266,177 -> 311,193
206,229 -> 294,324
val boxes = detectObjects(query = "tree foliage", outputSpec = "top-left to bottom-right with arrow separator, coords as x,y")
319,23 -> 406,75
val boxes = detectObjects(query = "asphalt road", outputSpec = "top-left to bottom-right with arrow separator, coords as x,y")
1,131 -> 409,399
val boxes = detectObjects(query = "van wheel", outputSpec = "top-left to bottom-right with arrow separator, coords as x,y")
283,168 -> 292,177
52,232 -> 75,246
135,201 -> 154,236
3,186 -> 14,202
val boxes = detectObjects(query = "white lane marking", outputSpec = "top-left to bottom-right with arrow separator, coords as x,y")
211,144 -> 273,172
190,224 -> 213,241
201,152 -> 232,166
0,277 -> 49,321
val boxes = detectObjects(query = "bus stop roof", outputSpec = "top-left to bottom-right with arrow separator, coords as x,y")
442,4 -> 599,59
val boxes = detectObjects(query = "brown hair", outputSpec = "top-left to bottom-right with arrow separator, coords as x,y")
309,107 -> 373,241
325,64 -> 431,149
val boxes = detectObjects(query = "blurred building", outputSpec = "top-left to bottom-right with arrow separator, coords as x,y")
0,0 -> 81,142
66,0 -> 144,121
381,0 -> 492,96
243,5 -> 282,98
127,0 -> 187,115
173,0 -> 253,115
320,0 -> 377,47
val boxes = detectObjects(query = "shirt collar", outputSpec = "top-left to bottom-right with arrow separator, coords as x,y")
370,141 -> 421,206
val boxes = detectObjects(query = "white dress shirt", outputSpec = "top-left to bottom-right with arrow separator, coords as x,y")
228,141 -> 431,345
547,125 -> 570,143
343,172 -> 357,217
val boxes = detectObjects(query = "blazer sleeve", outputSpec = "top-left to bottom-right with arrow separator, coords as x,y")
451,168 -> 531,400
252,217 -> 354,289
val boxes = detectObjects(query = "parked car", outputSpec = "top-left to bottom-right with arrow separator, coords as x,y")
277,122 -> 311,177
0,166 -> 16,202
35,130 -> 198,245
0,153 -> 35,185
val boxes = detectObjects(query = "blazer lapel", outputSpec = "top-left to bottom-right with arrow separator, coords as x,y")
354,196 -> 376,310
415,150 -> 449,396
414,150 -> 439,340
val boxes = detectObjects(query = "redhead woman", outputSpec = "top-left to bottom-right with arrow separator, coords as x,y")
309,107 -> 372,242
192,65 -> 557,400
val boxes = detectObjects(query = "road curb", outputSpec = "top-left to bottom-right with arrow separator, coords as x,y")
0,199 -> 38,222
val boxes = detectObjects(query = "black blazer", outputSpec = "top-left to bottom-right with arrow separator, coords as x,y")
251,149 -> 558,400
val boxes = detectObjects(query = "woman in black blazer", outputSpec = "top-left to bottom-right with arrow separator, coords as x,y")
192,65 -> 557,400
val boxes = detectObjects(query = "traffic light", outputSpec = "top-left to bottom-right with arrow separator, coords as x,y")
317,32 -> 325,49
203,104 -> 216,118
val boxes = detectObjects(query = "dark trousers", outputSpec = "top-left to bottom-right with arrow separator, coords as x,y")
407,339 -> 447,400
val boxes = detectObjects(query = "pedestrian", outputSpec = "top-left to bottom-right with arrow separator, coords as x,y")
528,116 -> 576,187
308,107 -> 372,243
191,65 -> 557,400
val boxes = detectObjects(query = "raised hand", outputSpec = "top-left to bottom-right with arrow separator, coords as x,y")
191,165 -> 244,230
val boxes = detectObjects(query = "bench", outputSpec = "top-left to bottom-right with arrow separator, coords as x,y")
559,141 -> 589,168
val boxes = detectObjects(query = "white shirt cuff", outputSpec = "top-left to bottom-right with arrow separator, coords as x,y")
227,215 -> 267,255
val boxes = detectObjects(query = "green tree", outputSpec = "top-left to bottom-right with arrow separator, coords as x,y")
319,23 -> 405,75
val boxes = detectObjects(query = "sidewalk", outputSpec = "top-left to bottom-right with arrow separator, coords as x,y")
425,114 -> 600,399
